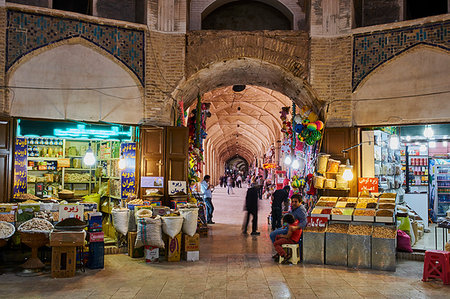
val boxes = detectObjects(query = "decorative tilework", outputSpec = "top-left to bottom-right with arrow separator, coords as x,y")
6,10 -> 145,85
352,20 -> 450,91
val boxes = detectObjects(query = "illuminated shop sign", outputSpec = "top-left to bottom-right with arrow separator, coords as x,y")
17,119 -> 133,141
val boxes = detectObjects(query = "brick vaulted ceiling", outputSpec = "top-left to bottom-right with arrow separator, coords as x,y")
200,85 -> 292,165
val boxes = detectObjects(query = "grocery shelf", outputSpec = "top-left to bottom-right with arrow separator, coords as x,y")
65,168 -> 94,171
28,157 -> 60,161
64,181 -> 95,184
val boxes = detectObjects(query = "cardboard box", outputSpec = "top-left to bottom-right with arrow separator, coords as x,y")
88,232 -> 104,243
165,233 -> 181,262
144,246 -> 159,263
88,212 -> 102,232
182,251 -> 199,262
50,231 -> 85,247
183,233 -> 200,251
128,232 -> 144,258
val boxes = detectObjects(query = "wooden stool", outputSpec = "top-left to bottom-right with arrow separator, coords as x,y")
51,246 -> 76,278
423,250 -> 450,284
279,244 -> 301,265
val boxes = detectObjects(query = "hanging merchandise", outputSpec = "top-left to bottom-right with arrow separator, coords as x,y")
176,100 -> 186,127
187,95 -> 211,194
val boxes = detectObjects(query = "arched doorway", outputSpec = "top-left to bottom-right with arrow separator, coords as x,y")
7,39 -> 144,124
225,155 -> 249,176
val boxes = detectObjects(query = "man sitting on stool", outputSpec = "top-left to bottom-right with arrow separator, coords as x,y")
269,194 -> 307,243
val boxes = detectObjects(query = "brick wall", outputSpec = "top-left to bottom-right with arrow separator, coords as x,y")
144,31 -> 185,125
186,30 -> 309,79
309,36 -> 353,127
96,0 -> 136,23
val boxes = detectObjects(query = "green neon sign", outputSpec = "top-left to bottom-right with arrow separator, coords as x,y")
17,119 -> 134,141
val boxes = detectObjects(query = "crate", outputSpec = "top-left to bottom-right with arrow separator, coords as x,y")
51,246 -> 77,278
182,233 -> 200,251
164,233 -> 181,262
325,232 -> 348,266
87,242 -> 104,269
144,246 -> 159,263
128,232 -> 144,258
302,231 -> 325,264
50,231 -> 85,247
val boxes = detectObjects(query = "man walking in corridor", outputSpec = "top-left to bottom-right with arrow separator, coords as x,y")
243,182 -> 260,235
201,175 -> 215,224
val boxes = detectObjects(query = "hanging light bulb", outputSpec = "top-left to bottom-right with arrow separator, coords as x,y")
118,156 -> 126,170
424,126 -> 434,139
342,159 -> 354,181
83,143 -> 96,166
284,155 -> 292,165
389,135 -> 400,150
291,159 -> 300,169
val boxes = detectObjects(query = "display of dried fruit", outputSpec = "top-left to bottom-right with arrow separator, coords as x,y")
18,218 -> 54,232
0,221 -> 15,239
312,208 -> 322,214
338,197 -> 349,202
128,198 -> 144,205
343,208 -> 354,215
347,197 -> 358,203
357,197 -> 378,203
315,201 -> 327,206
376,209 -> 394,217
326,223 -> 349,234
356,203 -> 367,209
366,203 -> 377,209
15,193 -> 40,200
319,197 -> 338,202
321,209 -> 332,214
348,224 -> 373,235
331,208 -> 343,215
378,203 -> 395,210
354,209 -> 375,216
379,199 -> 396,204
346,203 -> 356,208
304,226 -> 326,233
372,226 -> 396,239
335,202 -> 347,208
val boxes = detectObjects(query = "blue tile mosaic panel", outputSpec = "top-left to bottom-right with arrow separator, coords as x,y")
352,20 -> 450,91
6,10 -> 145,85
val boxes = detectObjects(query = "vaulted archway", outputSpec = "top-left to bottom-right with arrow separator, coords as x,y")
7,39 -> 144,124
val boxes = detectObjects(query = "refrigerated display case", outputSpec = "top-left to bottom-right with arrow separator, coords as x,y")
430,159 -> 450,217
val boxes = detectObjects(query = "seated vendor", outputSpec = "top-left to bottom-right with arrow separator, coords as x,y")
272,214 -> 302,263
270,194 -> 307,243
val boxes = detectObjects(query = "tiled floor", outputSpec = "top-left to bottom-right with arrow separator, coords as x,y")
1,185 -> 449,298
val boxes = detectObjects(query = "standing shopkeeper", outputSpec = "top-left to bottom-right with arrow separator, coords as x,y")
201,175 -> 215,224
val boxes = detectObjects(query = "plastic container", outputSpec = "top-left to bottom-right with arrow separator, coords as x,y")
324,179 -> 336,189
336,181 -> 348,189
313,176 -> 326,189
317,154 -> 330,174
338,164 -> 347,175
327,159 -> 340,173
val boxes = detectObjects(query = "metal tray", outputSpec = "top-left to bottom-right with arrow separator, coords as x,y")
331,214 -> 352,221
375,216 -> 395,223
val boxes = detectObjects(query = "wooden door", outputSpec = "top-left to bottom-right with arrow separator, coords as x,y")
321,127 -> 360,197
164,126 -> 188,196
0,118 -> 13,203
140,127 -> 165,197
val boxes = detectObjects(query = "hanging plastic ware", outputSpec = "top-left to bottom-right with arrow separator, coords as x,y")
294,124 -> 303,133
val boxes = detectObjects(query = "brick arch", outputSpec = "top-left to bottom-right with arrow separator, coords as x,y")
7,37 -> 143,90
190,0 -> 305,30
174,57 -> 324,114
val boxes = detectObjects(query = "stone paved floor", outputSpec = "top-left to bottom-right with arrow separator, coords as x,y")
0,185 -> 449,298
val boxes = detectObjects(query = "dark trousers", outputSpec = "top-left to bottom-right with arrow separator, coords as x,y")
271,207 -> 282,230
205,197 -> 214,222
243,210 -> 258,233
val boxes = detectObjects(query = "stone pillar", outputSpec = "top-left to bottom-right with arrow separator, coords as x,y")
0,1 -> 6,115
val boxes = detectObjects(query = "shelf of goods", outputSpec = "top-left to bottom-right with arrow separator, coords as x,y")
436,163 -> 450,216
361,130 -> 403,194
311,195 -> 396,224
